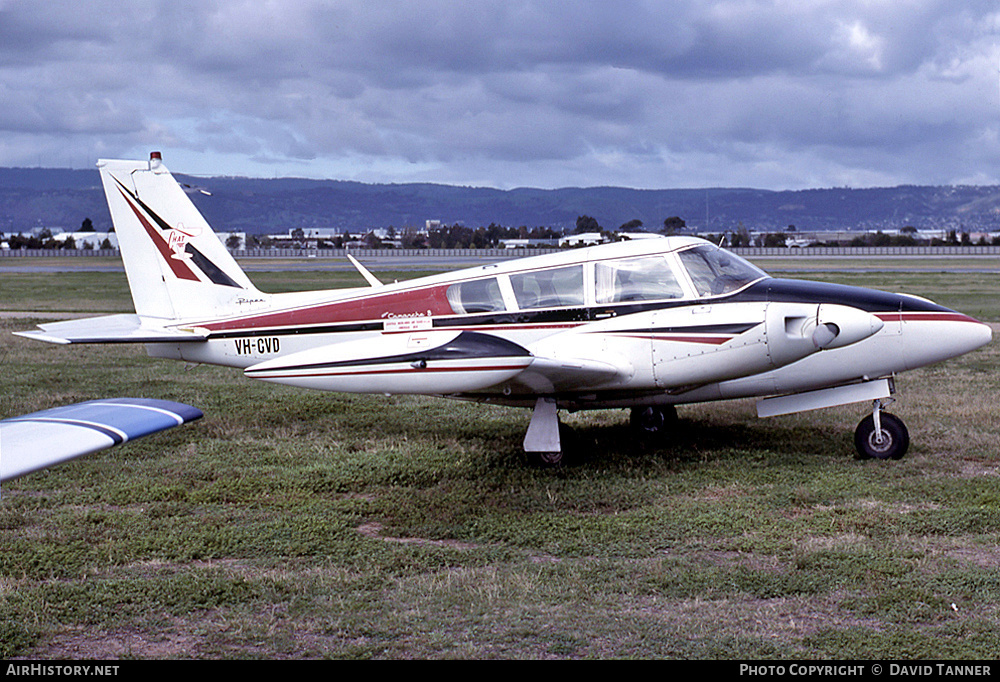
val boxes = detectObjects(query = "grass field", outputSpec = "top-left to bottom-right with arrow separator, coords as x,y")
1,258 -> 999,659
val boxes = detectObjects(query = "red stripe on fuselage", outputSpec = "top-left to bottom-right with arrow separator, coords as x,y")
876,311 -> 983,324
200,285 -> 455,331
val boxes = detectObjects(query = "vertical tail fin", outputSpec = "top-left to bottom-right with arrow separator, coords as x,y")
98,153 -> 265,320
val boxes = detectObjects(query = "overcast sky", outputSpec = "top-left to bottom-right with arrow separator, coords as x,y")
1,1 -> 998,190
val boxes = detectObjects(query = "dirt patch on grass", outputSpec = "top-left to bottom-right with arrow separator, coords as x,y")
356,521 -> 480,550
28,626 -> 204,660
643,592 -> 882,641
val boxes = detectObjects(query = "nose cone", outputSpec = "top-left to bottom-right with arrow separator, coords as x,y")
949,314 -> 993,354
900,310 -> 993,369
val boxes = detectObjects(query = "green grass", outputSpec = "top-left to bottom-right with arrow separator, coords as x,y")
1,260 -> 998,659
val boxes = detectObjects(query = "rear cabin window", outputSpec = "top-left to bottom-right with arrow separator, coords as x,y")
510,265 -> 584,309
446,277 -> 506,314
595,255 -> 684,303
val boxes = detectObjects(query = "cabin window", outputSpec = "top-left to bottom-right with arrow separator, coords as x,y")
446,277 -> 506,314
678,245 -> 766,297
510,265 -> 585,309
595,255 -> 684,303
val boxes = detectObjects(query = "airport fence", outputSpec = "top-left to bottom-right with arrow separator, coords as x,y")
1,249 -> 121,258
730,245 -> 1000,257
2,245 -> 1000,259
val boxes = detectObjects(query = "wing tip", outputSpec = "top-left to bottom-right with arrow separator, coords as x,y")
0,398 -> 203,483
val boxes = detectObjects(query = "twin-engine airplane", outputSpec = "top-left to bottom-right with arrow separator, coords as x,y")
16,153 -> 993,465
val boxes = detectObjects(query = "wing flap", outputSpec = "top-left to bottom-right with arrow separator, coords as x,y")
515,356 -> 627,393
1,398 -> 203,483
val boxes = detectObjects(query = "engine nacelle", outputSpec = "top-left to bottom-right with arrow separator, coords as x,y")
649,301 -> 884,389
245,330 -> 533,394
766,302 -> 885,365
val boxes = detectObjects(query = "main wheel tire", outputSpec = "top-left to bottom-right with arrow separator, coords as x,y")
854,412 -> 909,460
630,405 -> 678,436
527,450 -> 564,467
526,423 -> 574,467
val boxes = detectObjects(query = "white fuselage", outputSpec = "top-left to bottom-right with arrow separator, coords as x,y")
142,238 -> 991,411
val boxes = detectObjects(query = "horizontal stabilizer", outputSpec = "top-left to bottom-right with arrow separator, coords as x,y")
14,314 -> 207,344
1,398 -> 203,483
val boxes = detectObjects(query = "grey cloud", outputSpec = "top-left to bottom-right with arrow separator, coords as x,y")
0,0 -> 997,190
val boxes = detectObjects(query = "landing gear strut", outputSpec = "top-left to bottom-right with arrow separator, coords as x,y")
854,399 -> 909,460
523,397 -> 565,466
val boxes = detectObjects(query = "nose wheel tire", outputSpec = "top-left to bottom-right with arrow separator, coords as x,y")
854,412 -> 909,460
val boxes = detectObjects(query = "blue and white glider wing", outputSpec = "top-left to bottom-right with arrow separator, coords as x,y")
1,398 -> 202,483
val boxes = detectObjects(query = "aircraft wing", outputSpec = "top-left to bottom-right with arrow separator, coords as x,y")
14,314 -> 207,344
1,398 -> 203,483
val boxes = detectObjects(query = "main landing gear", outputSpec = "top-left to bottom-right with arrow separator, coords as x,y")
523,399 -> 681,466
629,405 -> 678,436
854,399 -> 909,460
523,397 -> 565,466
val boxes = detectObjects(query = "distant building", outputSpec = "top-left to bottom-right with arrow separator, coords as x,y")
500,238 -> 560,249
559,232 -> 607,247
266,228 -> 342,248
51,231 -> 118,250
616,232 -> 664,241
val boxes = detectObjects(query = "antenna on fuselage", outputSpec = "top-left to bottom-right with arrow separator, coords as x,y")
346,253 -> 383,287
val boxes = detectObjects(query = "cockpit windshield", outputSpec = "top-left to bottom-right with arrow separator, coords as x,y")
677,244 -> 767,297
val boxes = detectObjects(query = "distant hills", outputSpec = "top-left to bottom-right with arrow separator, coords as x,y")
2,166 -> 1000,236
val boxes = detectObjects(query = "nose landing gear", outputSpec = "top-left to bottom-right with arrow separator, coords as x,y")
854,399 -> 909,460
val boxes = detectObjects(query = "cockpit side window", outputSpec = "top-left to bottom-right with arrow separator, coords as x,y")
678,245 -> 767,297
595,255 -> 684,303
510,265 -> 584,309
446,277 -> 507,314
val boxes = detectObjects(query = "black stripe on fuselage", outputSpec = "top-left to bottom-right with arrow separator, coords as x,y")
245,331 -> 530,373
197,277 -> 948,341
734,278 -> 950,313
613,322 -> 760,336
